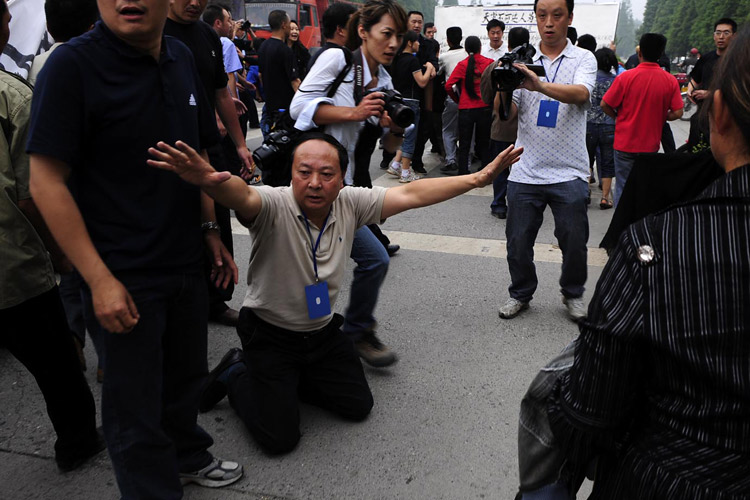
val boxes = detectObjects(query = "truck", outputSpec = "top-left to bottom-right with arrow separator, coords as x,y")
242,0 -> 361,49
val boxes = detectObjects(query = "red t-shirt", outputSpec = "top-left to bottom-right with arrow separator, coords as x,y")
445,54 -> 494,109
602,62 -> 683,153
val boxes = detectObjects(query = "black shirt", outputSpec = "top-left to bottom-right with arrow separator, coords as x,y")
27,21 -> 219,273
163,18 -> 228,110
391,53 -> 422,100
689,50 -> 720,89
258,37 -> 298,111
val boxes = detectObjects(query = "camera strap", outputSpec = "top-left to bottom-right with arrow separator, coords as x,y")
352,48 -> 365,105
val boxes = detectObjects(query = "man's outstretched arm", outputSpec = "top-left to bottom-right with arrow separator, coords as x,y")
148,141 -> 262,226
381,145 -> 523,219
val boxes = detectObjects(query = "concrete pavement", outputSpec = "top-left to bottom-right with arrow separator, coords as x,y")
0,120 -> 690,499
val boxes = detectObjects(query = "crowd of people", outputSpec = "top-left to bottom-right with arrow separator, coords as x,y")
1,0 -> 748,498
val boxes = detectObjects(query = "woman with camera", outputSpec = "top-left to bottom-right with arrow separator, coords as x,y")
445,36 -> 494,176
386,30 -> 436,183
287,20 -> 311,81
289,0 -> 409,366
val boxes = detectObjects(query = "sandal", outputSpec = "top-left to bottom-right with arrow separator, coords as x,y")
599,198 -> 613,210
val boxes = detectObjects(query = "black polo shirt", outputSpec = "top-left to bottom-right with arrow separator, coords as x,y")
258,37 -> 297,112
164,18 -> 228,109
27,21 -> 219,273
689,50 -> 721,89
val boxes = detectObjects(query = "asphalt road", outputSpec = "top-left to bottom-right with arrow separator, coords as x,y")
0,119 -> 690,499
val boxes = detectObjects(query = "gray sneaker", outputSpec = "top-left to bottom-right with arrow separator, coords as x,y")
563,296 -> 587,322
180,457 -> 243,488
498,298 -> 529,319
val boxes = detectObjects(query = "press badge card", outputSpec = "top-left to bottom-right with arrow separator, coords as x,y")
305,281 -> 331,319
537,100 -> 560,128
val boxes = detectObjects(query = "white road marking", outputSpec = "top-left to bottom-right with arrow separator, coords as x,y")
231,220 -> 609,267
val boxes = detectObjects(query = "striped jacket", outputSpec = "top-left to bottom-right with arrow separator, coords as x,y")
548,164 -> 750,499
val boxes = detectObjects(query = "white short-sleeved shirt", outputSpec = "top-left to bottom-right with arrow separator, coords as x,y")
290,48 -> 393,185
242,185 -> 387,332
510,40 -> 596,185
482,43 -> 507,61
438,48 -> 467,81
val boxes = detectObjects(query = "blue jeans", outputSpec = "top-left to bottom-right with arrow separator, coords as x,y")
343,226 -> 389,338
400,98 -> 421,160
83,271 -> 214,500
442,97 -> 459,164
506,180 -> 589,303
585,123 -> 615,180
613,149 -> 639,207
490,139 -> 512,215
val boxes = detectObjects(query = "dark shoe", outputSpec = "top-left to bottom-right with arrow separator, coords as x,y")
491,210 -> 507,219
386,244 -> 400,256
413,165 -> 427,174
439,163 -> 458,173
56,428 -> 106,473
210,307 -> 239,327
199,348 -> 244,413
599,198 -> 613,210
355,332 -> 398,368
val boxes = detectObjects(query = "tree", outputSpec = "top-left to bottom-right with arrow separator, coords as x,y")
615,0 -> 637,57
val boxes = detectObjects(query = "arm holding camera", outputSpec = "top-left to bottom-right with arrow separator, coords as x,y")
513,62 -> 590,105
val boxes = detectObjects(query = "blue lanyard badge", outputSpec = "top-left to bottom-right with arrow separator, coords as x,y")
537,57 -> 563,128
303,210 -> 332,319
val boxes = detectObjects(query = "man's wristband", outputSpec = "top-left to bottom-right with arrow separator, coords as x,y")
201,221 -> 221,234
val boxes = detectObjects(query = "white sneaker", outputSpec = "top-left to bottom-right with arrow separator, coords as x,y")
179,457 -> 243,488
386,162 -> 402,177
399,170 -> 422,183
498,298 -> 529,319
562,296 -> 587,322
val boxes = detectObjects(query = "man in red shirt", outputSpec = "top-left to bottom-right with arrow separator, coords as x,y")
601,33 -> 683,206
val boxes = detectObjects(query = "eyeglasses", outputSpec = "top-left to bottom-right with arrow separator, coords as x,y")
714,30 -> 733,37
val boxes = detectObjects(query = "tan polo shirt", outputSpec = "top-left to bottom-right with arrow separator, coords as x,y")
242,185 -> 387,332
0,70 -> 56,309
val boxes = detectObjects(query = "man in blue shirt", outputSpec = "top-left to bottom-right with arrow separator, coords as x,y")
27,0 -> 243,497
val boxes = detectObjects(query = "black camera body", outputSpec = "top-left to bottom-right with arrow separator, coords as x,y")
365,89 -> 415,129
491,44 -> 547,92
252,127 -> 298,172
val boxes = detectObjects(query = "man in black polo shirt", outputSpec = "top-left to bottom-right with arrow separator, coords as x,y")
687,17 -> 736,146
27,0 -> 242,497
165,0 -> 254,327
258,9 -> 300,139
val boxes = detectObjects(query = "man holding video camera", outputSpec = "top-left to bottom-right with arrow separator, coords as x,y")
494,0 -> 596,322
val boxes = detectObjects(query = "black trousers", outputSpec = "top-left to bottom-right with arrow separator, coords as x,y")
458,107 -> 492,174
229,309 -> 373,454
0,286 -> 99,461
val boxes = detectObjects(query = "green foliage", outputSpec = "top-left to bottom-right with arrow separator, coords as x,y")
615,0 -> 638,57
639,0 -> 749,57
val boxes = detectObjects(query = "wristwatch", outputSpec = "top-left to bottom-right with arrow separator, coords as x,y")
201,221 -> 221,234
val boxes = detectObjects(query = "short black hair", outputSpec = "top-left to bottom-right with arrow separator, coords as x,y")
639,32 -> 667,62
268,9 -> 288,30
446,26 -> 462,47
567,26 -> 577,44
202,3 -> 229,27
290,132 -> 349,174
594,47 -> 617,73
322,2 -> 357,40
486,19 -> 505,32
407,11 -> 423,19
423,22 -> 434,34
577,33 -> 596,53
534,0 -> 574,15
714,17 -> 737,32
44,0 -> 99,43
507,27 -> 529,50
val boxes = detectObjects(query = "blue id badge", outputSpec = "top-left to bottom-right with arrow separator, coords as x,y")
305,281 -> 331,319
537,100 -> 560,128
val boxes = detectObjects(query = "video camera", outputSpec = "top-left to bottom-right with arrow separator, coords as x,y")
490,44 -> 546,93
365,89 -> 415,129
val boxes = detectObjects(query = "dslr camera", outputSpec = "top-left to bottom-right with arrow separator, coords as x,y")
365,89 -> 415,129
252,127 -> 298,172
491,44 -> 546,92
